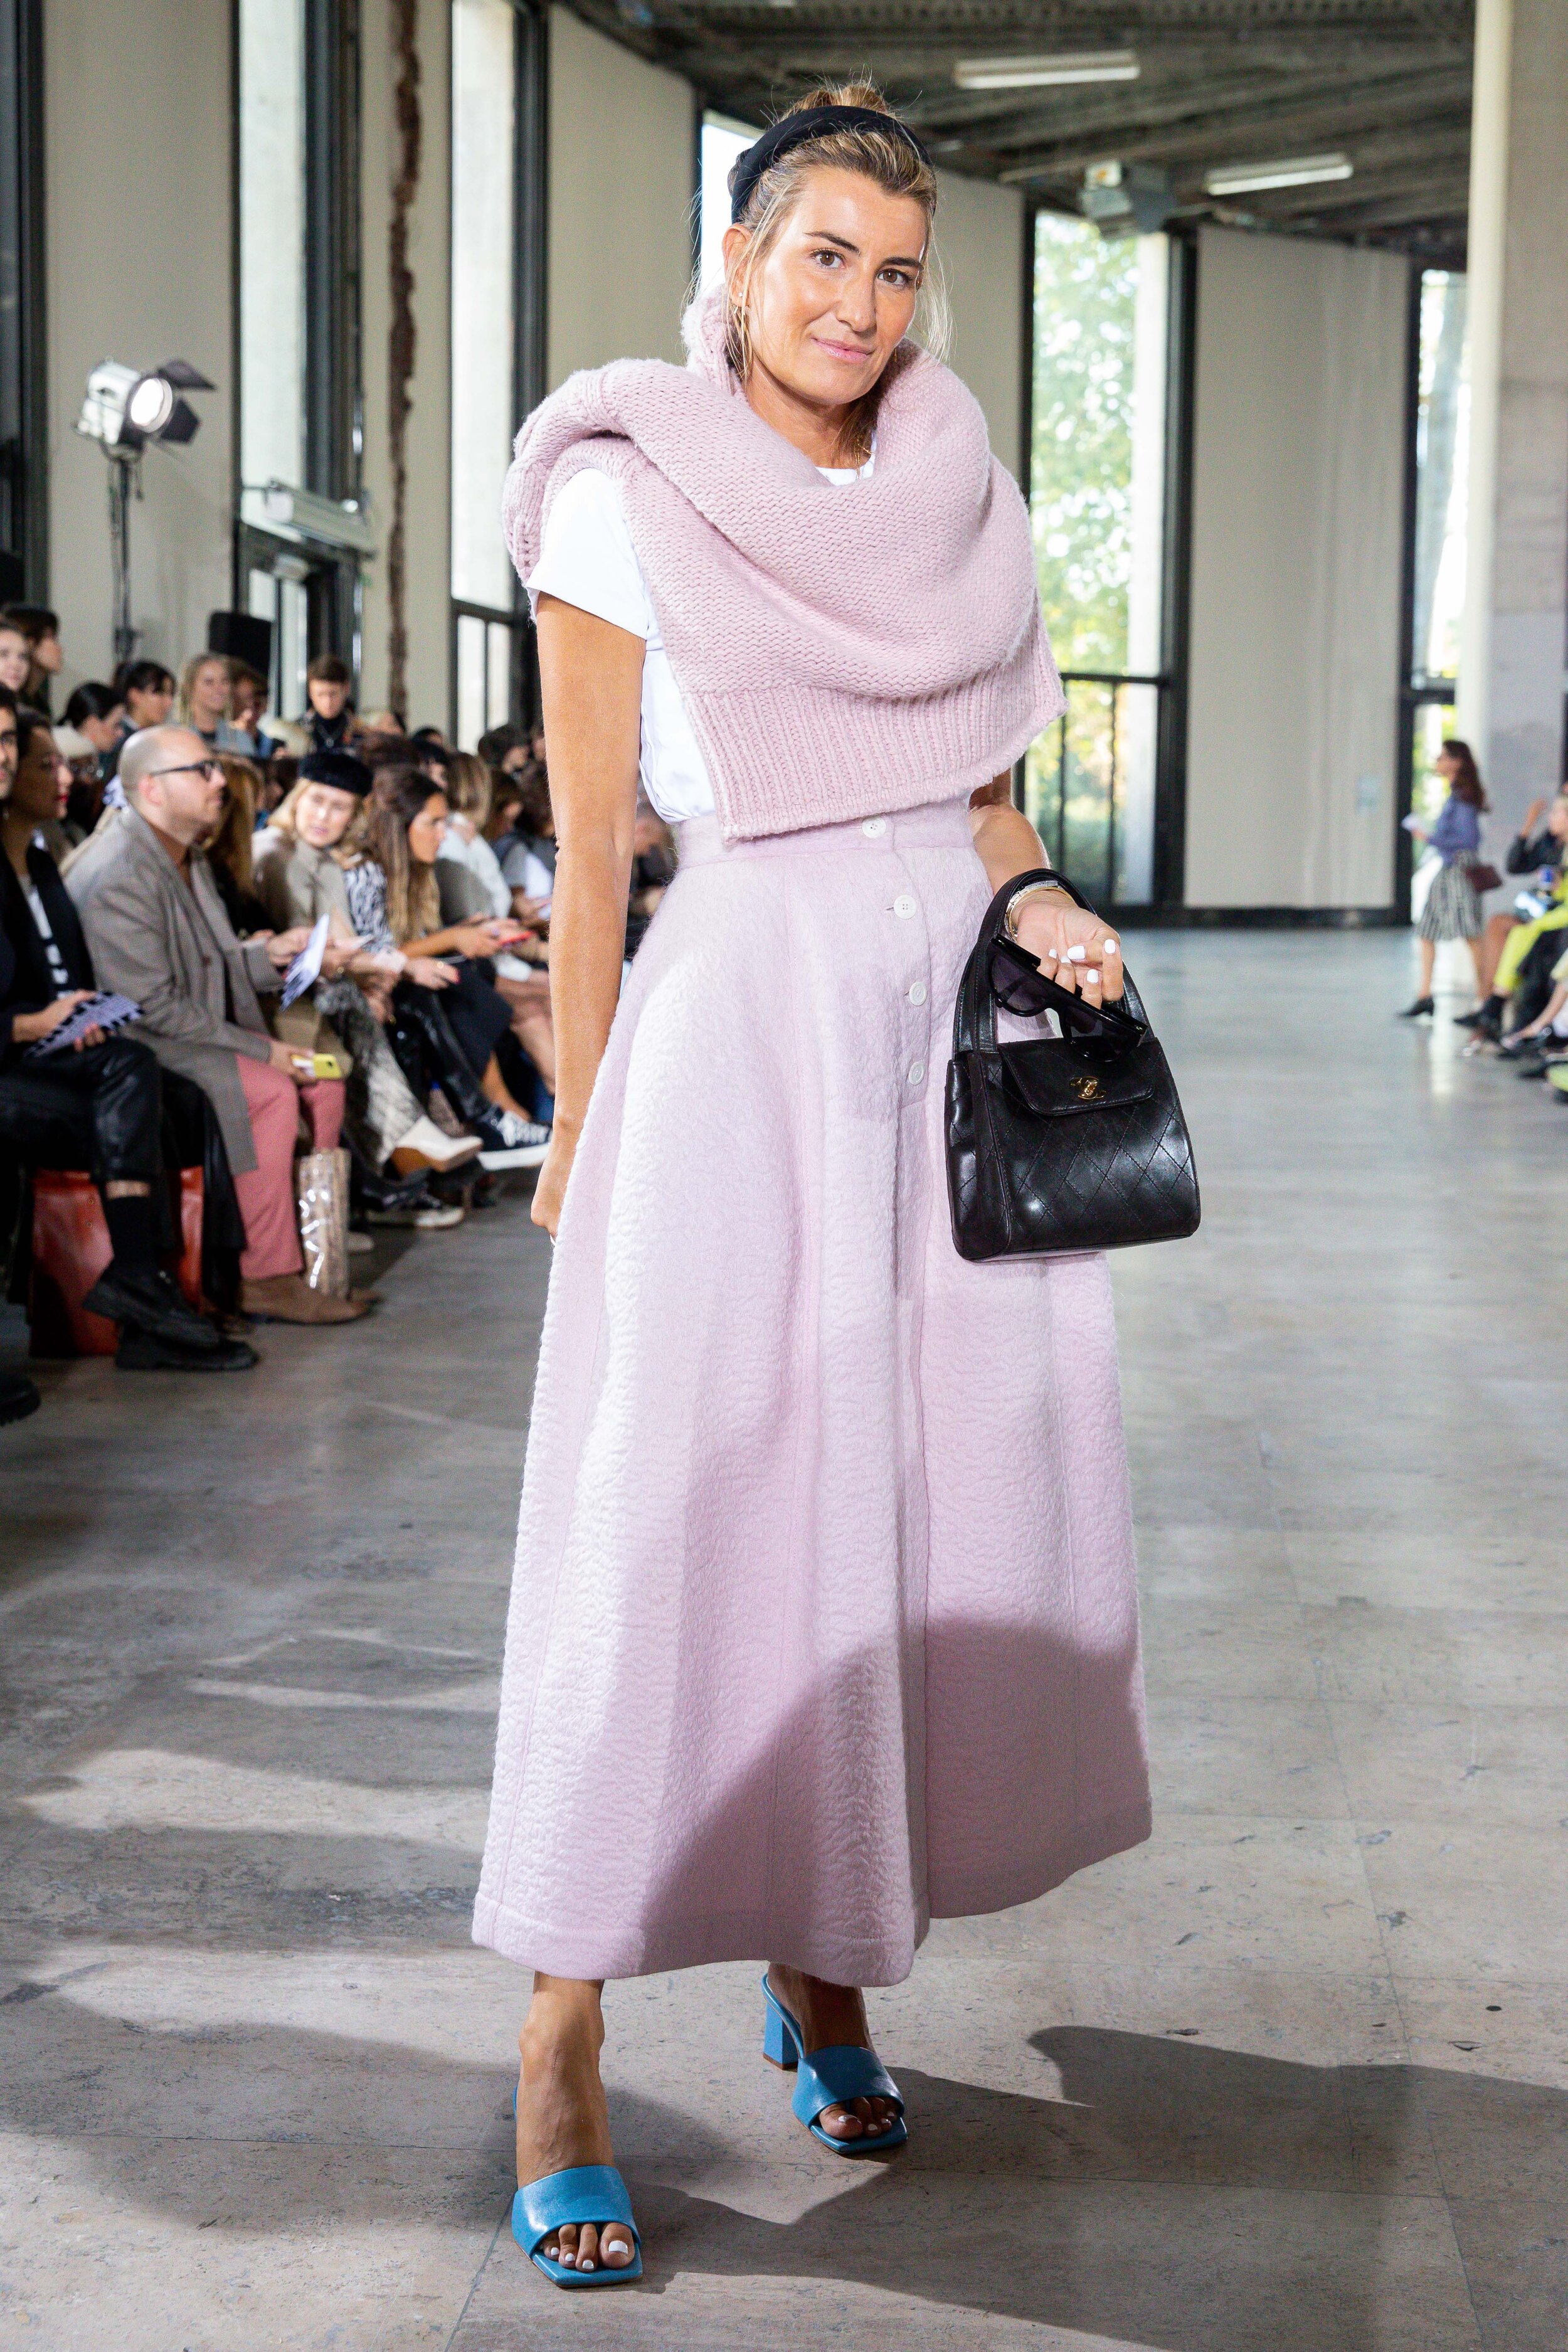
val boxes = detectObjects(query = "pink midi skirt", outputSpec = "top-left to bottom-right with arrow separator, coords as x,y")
473,795 -> 1150,1986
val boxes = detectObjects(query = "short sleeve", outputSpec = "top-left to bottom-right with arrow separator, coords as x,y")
526,469 -> 655,639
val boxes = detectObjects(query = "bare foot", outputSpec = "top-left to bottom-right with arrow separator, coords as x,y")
765,1965 -> 902,2144
516,1975 -> 636,2272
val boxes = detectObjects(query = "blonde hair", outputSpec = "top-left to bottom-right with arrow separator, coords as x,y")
722,80 -> 948,457
177,651 -> 233,726
270,774 -> 368,856
442,749 -> 493,830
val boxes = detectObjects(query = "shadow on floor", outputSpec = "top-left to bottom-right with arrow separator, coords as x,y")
6,1999 -> 1553,2348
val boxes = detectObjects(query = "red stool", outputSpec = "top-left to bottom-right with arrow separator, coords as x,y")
28,1169 -> 204,1359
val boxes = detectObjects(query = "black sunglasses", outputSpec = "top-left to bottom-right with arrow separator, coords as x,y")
989,936 -> 1146,1048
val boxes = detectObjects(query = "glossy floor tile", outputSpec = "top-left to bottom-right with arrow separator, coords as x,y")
1,931 -> 1562,2349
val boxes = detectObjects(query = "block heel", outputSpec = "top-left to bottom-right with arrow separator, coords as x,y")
759,1972 -> 907,2156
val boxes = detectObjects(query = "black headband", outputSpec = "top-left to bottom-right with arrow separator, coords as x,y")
729,106 -> 933,224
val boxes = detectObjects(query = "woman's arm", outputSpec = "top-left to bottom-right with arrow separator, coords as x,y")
967,776 -> 1125,1004
529,593 -> 644,1236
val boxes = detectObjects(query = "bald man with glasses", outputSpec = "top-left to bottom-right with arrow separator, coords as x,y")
67,724 -> 366,1326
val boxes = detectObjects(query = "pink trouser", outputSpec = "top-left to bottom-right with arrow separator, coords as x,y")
234,1056 -> 346,1280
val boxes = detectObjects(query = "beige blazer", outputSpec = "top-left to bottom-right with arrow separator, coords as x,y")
253,827 -> 358,935
66,804 -> 281,1172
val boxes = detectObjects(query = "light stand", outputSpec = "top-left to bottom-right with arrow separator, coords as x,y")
104,448 -> 142,670
75,359 -> 214,670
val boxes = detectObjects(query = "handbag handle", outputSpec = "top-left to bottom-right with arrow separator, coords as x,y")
953,869 -> 1147,1056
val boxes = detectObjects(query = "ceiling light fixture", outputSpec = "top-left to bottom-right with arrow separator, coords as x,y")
953,50 -> 1138,92
1205,152 -> 1353,196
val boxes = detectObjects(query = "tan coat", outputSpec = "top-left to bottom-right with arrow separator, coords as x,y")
66,804 -> 280,1172
252,826 -> 357,935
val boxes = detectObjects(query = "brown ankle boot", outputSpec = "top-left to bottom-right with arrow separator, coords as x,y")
240,1274 -> 371,1325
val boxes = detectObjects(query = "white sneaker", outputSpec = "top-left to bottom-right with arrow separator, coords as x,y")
392,1115 -> 484,1172
346,1229 -> 376,1255
365,1195 -> 467,1231
477,1111 -> 551,1170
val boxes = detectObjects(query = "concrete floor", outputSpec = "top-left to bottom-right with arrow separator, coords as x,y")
3,930 -> 1565,2351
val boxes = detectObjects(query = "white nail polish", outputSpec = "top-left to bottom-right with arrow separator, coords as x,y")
1065,944 -> 1086,961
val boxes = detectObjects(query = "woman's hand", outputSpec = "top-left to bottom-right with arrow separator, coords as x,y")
11,990 -> 94,1045
1011,894 -> 1124,1005
531,1123 -> 577,1238
405,956 -> 457,989
263,927 -> 312,968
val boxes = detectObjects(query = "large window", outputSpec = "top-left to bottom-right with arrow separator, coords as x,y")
1406,268 -> 1468,828
0,0 -> 45,601
239,0 -> 306,495
1025,216 -> 1171,906
238,0 -> 360,717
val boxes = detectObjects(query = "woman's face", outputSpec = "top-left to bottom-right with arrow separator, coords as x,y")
406,792 -> 448,866
191,659 -> 230,725
127,679 -> 174,728
10,728 -> 62,824
724,168 -> 926,418
80,707 -> 124,753
295,781 -> 358,850
1434,748 -> 1458,780
0,627 -> 29,693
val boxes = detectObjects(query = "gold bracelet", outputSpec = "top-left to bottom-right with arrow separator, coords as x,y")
1004,878 -> 1069,940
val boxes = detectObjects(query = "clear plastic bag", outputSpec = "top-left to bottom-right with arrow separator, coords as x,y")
295,1147 -> 351,1297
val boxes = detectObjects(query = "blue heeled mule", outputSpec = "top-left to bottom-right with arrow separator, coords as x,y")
511,2164 -> 643,2287
760,1972 -> 908,2155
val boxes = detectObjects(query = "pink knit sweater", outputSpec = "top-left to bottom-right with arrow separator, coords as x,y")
502,289 -> 1063,842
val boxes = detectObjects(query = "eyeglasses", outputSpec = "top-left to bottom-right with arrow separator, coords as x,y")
142,758 -> 224,783
989,936 -> 1146,1049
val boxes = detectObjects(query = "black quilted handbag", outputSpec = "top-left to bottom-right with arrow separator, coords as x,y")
945,869 -> 1200,1261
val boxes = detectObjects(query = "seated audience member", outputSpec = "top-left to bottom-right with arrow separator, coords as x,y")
352,766 -> 549,1167
477,723 -> 530,779
105,662 -> 176,776
253,751 -> 482,1187
1457,790 -> 1568,1039
0,620 -> 29,698
354,706 -> 406,739
493,757 -> 556,918
302,653 -> 354,753
223,665 -> 283,763
63,683 -> 127,786
1497,939 -> 1568,1075
178,652 -> 234,750
206,758 -> 272,935
66,723 -> 366,1327
438,751 -> 554,1088
0,696 -> 250,1369
2,607 -> 63,712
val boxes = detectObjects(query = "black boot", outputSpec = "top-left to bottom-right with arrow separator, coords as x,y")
0,1369 -> 41,1426
1397,996 -> 1435,1019
83,1263 -> 225,1352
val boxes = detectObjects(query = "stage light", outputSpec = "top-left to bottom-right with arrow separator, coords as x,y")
1205,154 -> 1353,196
74,358 -> 216,664
76,358 -> 214,455
954,51 -> 1138,92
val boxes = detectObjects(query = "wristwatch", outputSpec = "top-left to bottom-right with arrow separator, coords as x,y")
1004,877 -> 1069,940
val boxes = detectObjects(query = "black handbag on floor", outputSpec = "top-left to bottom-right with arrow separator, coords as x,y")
945,869 -> 1200,1261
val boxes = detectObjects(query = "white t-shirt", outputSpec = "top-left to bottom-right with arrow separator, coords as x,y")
526,457 -> 871,824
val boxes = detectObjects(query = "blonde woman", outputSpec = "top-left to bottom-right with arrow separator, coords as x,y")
477,86 -> 1148,2286
176,652 -> 233,747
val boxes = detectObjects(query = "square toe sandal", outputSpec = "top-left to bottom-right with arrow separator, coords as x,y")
761,1973 -> 908,2156
512,2164 -> 643,2287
